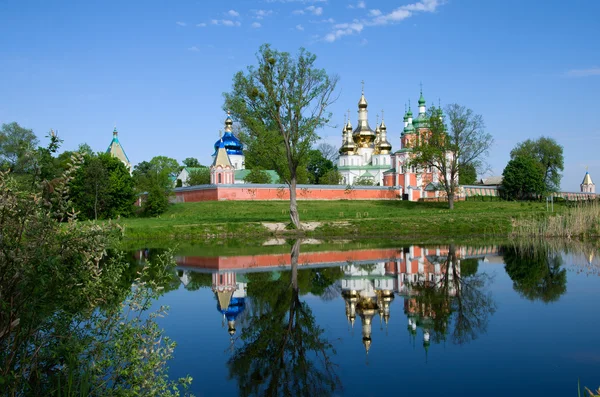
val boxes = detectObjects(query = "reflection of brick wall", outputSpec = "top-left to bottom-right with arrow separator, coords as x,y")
174,185 -> 402,203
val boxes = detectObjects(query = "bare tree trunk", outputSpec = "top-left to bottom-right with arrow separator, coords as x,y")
289,176 -> 301,229
448,192 -> 455,210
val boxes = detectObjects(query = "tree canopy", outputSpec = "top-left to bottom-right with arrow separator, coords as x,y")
224,44 -> 338,229
0,122 -> 39,174
306,149 -> 335,184
509,136 -> 563,192
409,104 -> 492,209
187,167 -> 210,186
243,168 -> 272,184
501,156 -> 545,200
182,157 -> 202,168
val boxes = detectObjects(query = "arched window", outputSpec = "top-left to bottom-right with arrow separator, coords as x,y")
218,174 -> 222,183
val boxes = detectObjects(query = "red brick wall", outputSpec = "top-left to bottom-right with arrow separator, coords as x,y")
174,185 -> 402,203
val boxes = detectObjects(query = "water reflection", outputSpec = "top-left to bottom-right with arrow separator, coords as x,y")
503,245 -> 567,303
128,241 -> 600,396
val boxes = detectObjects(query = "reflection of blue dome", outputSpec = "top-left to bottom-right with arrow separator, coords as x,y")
213,132 -> 244,156
217,297 -> 246,321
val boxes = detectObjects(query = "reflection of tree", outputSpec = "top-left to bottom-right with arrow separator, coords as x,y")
410,245 -> 496,346
228,240 -> 341,396
503,245 -> 567,303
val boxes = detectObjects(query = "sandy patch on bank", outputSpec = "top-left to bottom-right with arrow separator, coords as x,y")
262,222 -> 322,231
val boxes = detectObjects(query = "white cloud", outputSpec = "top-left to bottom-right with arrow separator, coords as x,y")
227,9 -> 240,17
252,22 -> 262,28
566,67 -> 600,77
326,0 -> 444,42
348,1 -> 366,9
296,24 -> 305,31
211,19 -> 241,27
196,23 -> 207,27
254,9 -> 274,19
306,6 -> 323,15
176,21 -> 187,27
294,5 -> 323,15
188,46 -> 200,51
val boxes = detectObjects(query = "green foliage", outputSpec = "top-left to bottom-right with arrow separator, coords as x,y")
503,244 -> 567,303
182,157 -> 202,168
243,168 -> 272,184
460,258 -> 479,277
409,104 -> 492,209
320,168 -> 343,185
224,44 -> 338,228
70,152 -> 135,220
0,121 -> 39,173
459,162 -> 478,185
501,156 -> 545,200
143,184 -> 170,216
307,149 -> 335,184
0,163 -> 191,395
353,175 -> 375,186
134,156 -> 179,217
510,136 -> 564,192
187,167 -> 210,186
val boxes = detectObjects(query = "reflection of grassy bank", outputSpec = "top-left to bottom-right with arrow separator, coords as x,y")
513,202 -> 600,239
119,200 -> 554,240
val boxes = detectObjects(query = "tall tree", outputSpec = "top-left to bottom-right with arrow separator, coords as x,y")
501,156 -> 545,200
510,137 -> 564,192
224,44 -> 338,229
317,142 -> 338,162
0,122 -> 39,174
182,157 -> 202,168
243,168 -> 272,184
409,104 -> 492,209
70,153 -> 135,220
132,156 -> 179,216
458,162 -> 477,185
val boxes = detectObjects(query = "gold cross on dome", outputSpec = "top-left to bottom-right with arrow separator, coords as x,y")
361,80 -> 364,93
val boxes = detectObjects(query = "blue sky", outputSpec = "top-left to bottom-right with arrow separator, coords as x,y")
1,0 -> 599,191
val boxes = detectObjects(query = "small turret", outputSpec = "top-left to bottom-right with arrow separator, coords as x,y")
378,110 -> 392,154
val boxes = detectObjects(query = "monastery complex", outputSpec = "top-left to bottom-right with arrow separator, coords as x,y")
106,86 -> 596,202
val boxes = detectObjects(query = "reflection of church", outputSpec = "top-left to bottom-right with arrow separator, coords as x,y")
341,247 -> 464,355
212,271 -> 247,337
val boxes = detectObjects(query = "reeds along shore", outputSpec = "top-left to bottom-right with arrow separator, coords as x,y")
513,201 -> 600,239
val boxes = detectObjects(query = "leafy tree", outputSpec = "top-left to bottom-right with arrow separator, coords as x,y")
409,104 -> 493,209
77,142 -> 94,156
243,168 -> 272,184
458,162 -> 477,185
70,153 -> 135,220
0,160 -> 191,395
317,142 -> 338,162
0,122 -> 39,173
510,137 -> 563,192
353,175 -> 375,186
503,244 -> 567,303
133,156 -> 179,217
307,149 -> 335,184
187,167 -> 211,185
320,168 -> 343,185
224,44 -> 338,229
501,156 -> 545,200
182,157 -> 202,168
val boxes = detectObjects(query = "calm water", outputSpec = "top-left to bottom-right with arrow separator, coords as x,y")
131,241 -> 600,396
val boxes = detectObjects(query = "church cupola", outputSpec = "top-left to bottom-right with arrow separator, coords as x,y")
106,126 -> 132,173
418,85 -> 426,115
340,110 -> 357,155
353,81 -> 376,148
378,110 -> 392,154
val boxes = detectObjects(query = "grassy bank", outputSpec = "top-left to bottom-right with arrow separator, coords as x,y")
514,201 -> 600,239
118,200 -> 557,240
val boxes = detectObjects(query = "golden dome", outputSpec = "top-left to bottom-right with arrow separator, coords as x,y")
362,336 -> 372,353
358,93 -> 368,109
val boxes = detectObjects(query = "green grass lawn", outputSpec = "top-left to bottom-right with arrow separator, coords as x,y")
119,199 -> 558,240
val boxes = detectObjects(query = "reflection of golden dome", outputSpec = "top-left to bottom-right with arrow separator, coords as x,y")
228,320 -> 236,336
362,336 -> 372,353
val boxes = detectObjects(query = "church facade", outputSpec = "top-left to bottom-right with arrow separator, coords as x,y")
338,86 -> 451,201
